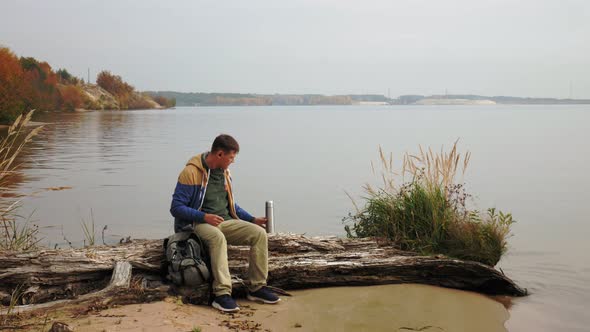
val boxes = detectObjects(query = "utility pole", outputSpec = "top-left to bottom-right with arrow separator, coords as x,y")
87,68 -> 90,85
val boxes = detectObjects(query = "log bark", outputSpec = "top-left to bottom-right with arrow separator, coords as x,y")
2,261 -> 135,314
0,234 -> 527,310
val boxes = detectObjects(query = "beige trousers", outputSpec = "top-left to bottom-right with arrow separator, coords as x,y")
194,219 -> 268,297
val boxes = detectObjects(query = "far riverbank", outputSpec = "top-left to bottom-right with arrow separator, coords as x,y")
147,90 -> 590,107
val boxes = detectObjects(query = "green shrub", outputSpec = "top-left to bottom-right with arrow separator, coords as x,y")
345,142 -> 515,266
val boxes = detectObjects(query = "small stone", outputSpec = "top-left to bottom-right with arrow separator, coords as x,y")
49,322 -> 74,332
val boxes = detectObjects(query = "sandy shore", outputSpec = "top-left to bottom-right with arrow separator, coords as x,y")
18,284 -> 509,332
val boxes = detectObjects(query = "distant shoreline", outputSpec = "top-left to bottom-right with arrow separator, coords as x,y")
145,91 -> 590,107
168,102 -> 590,107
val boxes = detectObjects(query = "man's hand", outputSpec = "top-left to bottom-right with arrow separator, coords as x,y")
252,217 -> 268,228
204,213 -> 224,227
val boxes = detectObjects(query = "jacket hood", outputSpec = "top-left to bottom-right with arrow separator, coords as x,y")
186,153 -> 206,172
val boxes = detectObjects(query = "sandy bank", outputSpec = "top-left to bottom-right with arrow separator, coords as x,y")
22,284 -> 508,332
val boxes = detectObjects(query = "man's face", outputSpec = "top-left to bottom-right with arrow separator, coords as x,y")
216,150 -> 237,170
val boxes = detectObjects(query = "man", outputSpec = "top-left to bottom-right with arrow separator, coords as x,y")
170,134 -> 279,312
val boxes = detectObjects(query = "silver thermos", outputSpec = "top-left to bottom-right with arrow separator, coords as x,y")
265,201 -> 275,234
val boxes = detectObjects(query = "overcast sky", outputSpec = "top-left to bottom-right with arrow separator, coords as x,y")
1,0 -> 588,98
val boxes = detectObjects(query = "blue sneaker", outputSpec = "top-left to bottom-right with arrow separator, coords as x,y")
247,286 -> 280,304
212,294 -> 240,312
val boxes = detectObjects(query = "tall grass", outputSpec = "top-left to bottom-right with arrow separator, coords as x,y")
0,110 -> 43,251
345,141 -> 514,266
0,283 -> 24,326
80,209 -> 96,247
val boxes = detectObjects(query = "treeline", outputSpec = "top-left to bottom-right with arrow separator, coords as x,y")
272,94 -> 351,105
148,90 -> 590,107
146,91 -> 355,106
0,47 -> 79,123
0,47 -> 175,124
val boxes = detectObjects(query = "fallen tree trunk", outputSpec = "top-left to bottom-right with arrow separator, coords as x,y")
0,234 -> 526,310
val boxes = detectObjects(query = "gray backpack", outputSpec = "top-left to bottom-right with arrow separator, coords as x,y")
164,232 -> 211,287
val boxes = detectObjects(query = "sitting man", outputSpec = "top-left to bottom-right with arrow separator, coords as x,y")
170,134 -> 279,312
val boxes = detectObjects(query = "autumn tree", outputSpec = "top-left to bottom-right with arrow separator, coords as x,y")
96,70 -> 135,109
58,85 -> 86,111
0,47 -> 26,123
18,57 -> 62,112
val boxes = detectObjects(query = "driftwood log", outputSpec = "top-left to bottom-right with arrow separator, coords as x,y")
0,234 -> 526,312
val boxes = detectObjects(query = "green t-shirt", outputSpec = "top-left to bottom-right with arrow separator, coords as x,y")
201,153 -> 232,220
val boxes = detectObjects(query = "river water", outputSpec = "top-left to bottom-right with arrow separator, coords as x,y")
5,105 -> 590,331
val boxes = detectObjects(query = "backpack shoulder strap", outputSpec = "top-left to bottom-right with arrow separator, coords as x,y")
165,231 -> 193,248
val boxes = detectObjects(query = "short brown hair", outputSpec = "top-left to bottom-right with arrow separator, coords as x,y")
211,134 -> 240,153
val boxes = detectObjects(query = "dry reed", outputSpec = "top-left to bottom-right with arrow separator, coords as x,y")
0,110 -> 44,251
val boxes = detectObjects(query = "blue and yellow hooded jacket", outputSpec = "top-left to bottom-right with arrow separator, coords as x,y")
170,153 -> 254,233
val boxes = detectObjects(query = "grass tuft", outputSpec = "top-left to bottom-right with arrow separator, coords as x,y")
345,141 -> 514,266
0,284 -> 25,326
80,209 -> 96,247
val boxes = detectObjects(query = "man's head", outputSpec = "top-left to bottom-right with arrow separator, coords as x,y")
209,134 -> 239,170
